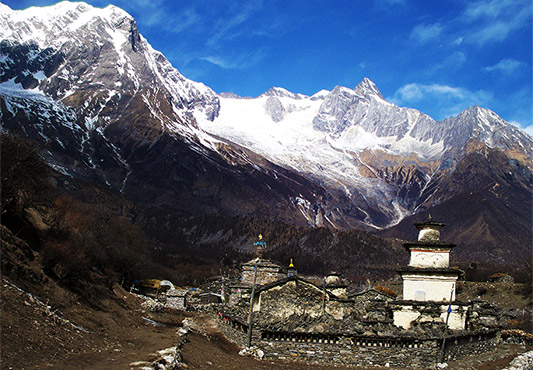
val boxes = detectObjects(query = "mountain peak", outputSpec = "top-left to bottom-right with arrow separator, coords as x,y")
260,86 -> 305,99
0,1 -> 133,47
456,105 -> 502,123
354,77 -> 384,100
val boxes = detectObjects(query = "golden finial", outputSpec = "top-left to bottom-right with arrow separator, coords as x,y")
258,234 -> 263,240
289,258 -> 294,268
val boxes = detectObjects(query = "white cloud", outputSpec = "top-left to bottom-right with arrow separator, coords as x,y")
483,59 -> 525,74
469,21 -> 513,44
522,125 -> 533,137
199,49 -> 266,69
409,23 -> 443,44
461,0 -> 531,45
509,121 -> 533,137
431,52 -> 466,73
390,83 -> 493,119
463,0 -> 520,21
206,1 -> 264,46
169,7 -> 201,33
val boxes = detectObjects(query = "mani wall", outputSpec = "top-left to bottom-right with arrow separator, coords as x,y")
215,310 -> 500,368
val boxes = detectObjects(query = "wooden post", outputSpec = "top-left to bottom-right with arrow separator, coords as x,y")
322,276 -> 326,315
247,264 -> 258,348
439,286 -> 455,363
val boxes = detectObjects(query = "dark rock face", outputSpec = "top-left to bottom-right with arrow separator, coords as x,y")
381,144 -> 533,267
0,40 -> 64,88
1,2 -> 531,273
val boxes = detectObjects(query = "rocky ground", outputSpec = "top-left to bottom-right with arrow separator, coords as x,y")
1,276 -> 531,370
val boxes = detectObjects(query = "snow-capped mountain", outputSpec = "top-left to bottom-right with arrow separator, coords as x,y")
196,76 -> 532,227
1,1 -> 531,236
0,0 -> 223,190
0,1 -> 219,134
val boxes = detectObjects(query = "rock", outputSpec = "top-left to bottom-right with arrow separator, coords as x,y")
182,318 -> 194,330
24,208 -> 50,232
238,346 -> 265,360
129,361 -> 152,366
502,350 -> 533,370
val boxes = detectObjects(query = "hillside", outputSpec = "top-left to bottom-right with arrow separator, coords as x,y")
0,1 -> 531,286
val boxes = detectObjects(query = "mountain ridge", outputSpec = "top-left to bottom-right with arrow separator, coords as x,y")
0,1 -> 531,270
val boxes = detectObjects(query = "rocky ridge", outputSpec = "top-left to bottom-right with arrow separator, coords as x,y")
0,2 -> 531,267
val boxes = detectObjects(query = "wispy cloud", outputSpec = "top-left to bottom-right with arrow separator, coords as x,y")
509,121 -> 533,137
372,0 -> 407,10
483,59 -> 526,74
406,0 -> 531,50
409,23 -> 443,44
199,49 -> 267,69
463,0 -> 521,21
170,7 -> 201,33
111,0 -> 165,28
390,83 -> 493,119
461,0 -> 531,45
432,52 -> 467,73
375,0 -> 405,5
522,125 -> 533,137
206,1 -> 264,46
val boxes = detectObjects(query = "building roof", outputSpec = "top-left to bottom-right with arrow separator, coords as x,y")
350,288 -> 397,300
397,266 -> 464,276
167,289 -> 189,297
414,220 -> 445,229
241,257 -> 282,269
254,275 -> 342,300
403,241 -> 456,251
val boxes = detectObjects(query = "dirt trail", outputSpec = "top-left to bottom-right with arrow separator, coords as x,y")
1,279 -> 530,370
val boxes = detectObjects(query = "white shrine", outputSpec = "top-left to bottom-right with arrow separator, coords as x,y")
393,217 -> 468,330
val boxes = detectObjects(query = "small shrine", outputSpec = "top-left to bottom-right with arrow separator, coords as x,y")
240,234 -> 284,286
392,216 -> 468,330
399,216 -> 462,302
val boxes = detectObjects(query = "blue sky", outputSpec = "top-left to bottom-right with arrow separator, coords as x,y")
5,0 -> 533,133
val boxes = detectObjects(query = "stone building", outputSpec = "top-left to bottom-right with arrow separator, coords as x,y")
227,236 -> 286,306
217,222 -> 501,368
165,288 -> 188,310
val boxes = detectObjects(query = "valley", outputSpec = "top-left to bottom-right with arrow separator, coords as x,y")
0,2 -> 532,368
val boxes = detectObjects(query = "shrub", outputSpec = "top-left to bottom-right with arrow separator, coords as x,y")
373,285 -> 397,298
0,134 -> 50,213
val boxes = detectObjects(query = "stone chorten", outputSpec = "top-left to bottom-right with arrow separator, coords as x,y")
398,216 -> 462,302
325,271 -> 348,299
240,235 -> 283,286
287,259 -> 297,277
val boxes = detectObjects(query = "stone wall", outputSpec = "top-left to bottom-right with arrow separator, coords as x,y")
391,301 -> 469,330
257,335 -> 440,368
242,264 -> 282,286
442,331 -> 499,361
214,309 -> 500,369
215,311 -> 252,348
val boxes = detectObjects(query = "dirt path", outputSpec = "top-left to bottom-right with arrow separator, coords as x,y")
0,279 -> 184,369
1,279 -> 530,370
